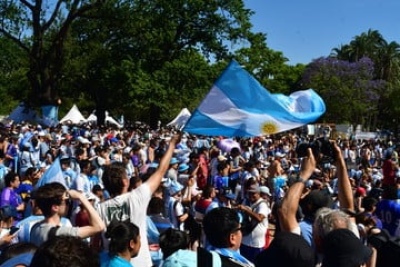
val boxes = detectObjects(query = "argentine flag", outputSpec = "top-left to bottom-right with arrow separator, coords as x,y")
35,157 -> 67,189
183,60 -> 326,137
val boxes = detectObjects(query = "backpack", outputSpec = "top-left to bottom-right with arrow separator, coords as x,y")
240,200 -> 267,236
368,229 -> 400,267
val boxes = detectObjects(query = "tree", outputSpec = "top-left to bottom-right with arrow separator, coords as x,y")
301,57 -> 386,129
0,0 -> 104,107
65,0 -> 258,127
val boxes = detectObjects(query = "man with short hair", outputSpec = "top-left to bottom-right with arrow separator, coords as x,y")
96,133 -> 181,267
200,207 -> 254,267
30,182 -> 105,247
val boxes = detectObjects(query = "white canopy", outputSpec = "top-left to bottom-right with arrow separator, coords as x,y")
167,108 -> 191,129
86,112 -> 97,123
85,110 -> 123,128
59,105 -> 86,124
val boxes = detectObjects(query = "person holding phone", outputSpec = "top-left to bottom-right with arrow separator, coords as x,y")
0,205 -> 19,247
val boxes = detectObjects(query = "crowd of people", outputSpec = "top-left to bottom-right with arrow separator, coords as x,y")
0,122 -> 398,267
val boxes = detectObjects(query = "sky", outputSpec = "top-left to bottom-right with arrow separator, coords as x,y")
244,0 -> 400,65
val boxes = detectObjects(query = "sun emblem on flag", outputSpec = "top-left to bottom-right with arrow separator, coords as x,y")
261,121 -> 279,134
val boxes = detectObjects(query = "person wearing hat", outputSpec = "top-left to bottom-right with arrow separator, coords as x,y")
167,180 -> 188,231
237,184 -> 270,263
0,243 -> 36,267
166,157 -> 180,183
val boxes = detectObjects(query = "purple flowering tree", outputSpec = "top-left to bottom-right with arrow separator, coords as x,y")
301,57 -> 386,129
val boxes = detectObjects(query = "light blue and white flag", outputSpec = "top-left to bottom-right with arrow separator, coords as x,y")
183,60 -> 326,137
35,157 -> 67,189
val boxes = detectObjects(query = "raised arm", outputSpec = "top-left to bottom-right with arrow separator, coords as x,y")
146,133 -> 182,193
333,142 -> 355,218
279,148 -> 316,232
69,190 -> 105,238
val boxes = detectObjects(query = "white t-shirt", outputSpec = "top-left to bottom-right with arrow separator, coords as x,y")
241,199 -> 270,248
97,183 -> 152,267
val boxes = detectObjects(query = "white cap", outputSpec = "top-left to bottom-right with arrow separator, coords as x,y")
259,186 -> 271,196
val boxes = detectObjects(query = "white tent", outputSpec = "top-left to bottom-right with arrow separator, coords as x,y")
59,104 -> 86,124
167,108 -> 191,129
86,111 -> 123,128
86,111 -> 97,123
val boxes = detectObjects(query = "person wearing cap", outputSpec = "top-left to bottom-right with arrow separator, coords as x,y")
0,242 -> 37,267
237,184 -> 270,263
96,133 -> 181,267
167,180 -> 188,231
166,157 -> 180,183
355,186 -> 368,213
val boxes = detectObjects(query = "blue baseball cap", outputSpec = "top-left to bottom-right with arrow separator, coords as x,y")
169,181 -> 184,196
178,164 -> 189,173
170,157 -> 180,165
1,252 -> 33,267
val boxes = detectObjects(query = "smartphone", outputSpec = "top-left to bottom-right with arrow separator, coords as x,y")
9,226 -> 20,235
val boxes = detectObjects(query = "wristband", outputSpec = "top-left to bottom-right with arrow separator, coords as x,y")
296,176 -> 307,184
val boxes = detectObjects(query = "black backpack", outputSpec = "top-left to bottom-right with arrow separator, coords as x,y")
240,200 -> 267,236
368,229 -> 400,267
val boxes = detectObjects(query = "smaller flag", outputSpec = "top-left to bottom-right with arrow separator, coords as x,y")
167,108 -> 192,130
35,158 -> 67,189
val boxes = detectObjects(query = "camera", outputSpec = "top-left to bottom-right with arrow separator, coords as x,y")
296,137 -> 336,164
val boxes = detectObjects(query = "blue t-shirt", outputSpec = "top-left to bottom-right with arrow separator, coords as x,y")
376,199 -> 400,237
100,252 -> 132,267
